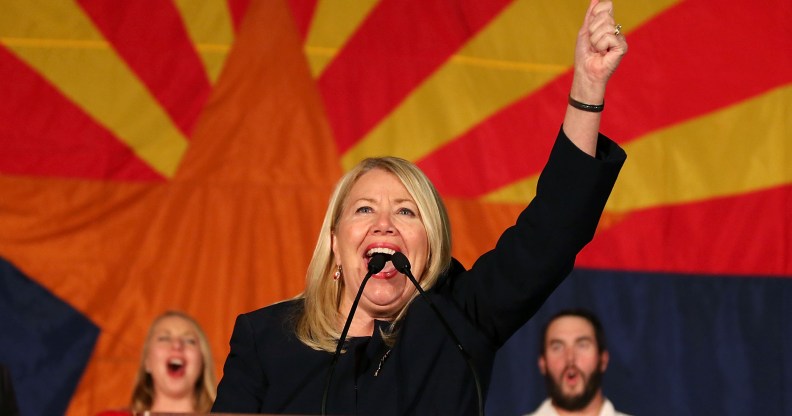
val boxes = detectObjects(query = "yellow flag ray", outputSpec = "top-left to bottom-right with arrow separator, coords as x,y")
304,0 -> 381,77
486,84 -> 792,214
173,0 -> 234,83
341,0 -> 679,170
0,1 -> 188,178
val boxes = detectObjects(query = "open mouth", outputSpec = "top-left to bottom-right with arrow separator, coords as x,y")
166,358 -> 186,377
365,247 -> 399,278
563,368 -> 581,386
366,247 -> 395,262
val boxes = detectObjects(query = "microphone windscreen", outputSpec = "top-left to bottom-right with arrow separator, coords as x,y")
391,252 -> 411,273
368,253 -> 388,274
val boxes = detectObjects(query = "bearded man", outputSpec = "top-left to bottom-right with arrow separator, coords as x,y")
525,309 -> 630,416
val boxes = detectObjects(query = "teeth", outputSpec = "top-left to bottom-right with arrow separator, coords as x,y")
366,247 -> 396,257
168,358 -> 184,366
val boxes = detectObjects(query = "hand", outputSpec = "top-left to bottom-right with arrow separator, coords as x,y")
571,0 -> 628,103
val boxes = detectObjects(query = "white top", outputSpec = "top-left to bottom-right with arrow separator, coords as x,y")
525,398 -> 631,416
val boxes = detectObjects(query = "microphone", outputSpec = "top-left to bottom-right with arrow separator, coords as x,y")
391,252 -> 484,416
321,253 -> 388,416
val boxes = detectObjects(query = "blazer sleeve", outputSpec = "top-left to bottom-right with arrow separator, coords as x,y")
212,313 -> 267,413
446,126 -> 626,346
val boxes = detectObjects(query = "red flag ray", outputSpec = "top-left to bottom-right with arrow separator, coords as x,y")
418,78 -> 563,197
78,0 -> 212,137
318,0 -> 514,153
0,46 -> 163,181
286,0 -> 318,41
579,184 -> 792,276
227,0 -> 252,33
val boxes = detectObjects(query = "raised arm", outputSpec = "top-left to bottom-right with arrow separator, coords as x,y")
563,0 -> 628,155
442,1 -> 629,347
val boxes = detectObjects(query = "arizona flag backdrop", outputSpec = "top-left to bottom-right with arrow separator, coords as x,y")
0,0 -> 789,415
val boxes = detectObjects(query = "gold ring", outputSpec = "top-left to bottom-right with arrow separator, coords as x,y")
614,24 -> 623,36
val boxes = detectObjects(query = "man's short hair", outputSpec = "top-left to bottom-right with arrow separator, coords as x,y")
539,308 -> 607,354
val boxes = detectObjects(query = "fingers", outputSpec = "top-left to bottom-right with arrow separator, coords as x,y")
592,0 -> 613,18
572,0 -> 627,88
581,0 -> 599,29
586,1 -> 624,53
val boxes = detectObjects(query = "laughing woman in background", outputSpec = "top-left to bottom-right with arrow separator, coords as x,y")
131,311 -> 216,412
98,311 -> 216,415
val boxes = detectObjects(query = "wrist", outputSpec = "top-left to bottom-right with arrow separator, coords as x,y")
569,76 -> 606,105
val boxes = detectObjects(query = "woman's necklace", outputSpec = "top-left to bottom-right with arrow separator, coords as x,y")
373,348 -> 391,376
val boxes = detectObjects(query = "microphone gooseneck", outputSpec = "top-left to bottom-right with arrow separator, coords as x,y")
391,252 -> 484,416
321,253 -> 389,415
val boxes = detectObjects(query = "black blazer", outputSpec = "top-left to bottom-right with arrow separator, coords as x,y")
213,128 -> 626,415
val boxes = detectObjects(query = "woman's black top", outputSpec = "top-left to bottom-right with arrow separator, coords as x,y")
213,128 -> 626,415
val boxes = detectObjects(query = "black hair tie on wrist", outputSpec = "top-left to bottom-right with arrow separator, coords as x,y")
568,94 -> 604,112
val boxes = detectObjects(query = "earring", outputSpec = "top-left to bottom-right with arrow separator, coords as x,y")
333,265 -> 342,281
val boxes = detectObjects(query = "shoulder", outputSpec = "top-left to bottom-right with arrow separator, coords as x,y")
602,398 -> 632,416
245,298 -> 303,321
430,257 -> 467,292
234,298 -> 304,339
524,399 -> 557,416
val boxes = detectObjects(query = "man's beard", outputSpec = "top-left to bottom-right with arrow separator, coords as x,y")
544,364 -> 603,411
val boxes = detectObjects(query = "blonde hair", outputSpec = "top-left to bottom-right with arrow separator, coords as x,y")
130,310 -> 217,412
295,157 -> 452,351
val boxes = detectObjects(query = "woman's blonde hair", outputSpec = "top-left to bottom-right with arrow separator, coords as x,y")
130,310 -> 217,412
295,157 -> 452,351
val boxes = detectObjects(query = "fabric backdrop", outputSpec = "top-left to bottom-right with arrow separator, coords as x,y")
0,1 -> 789,415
